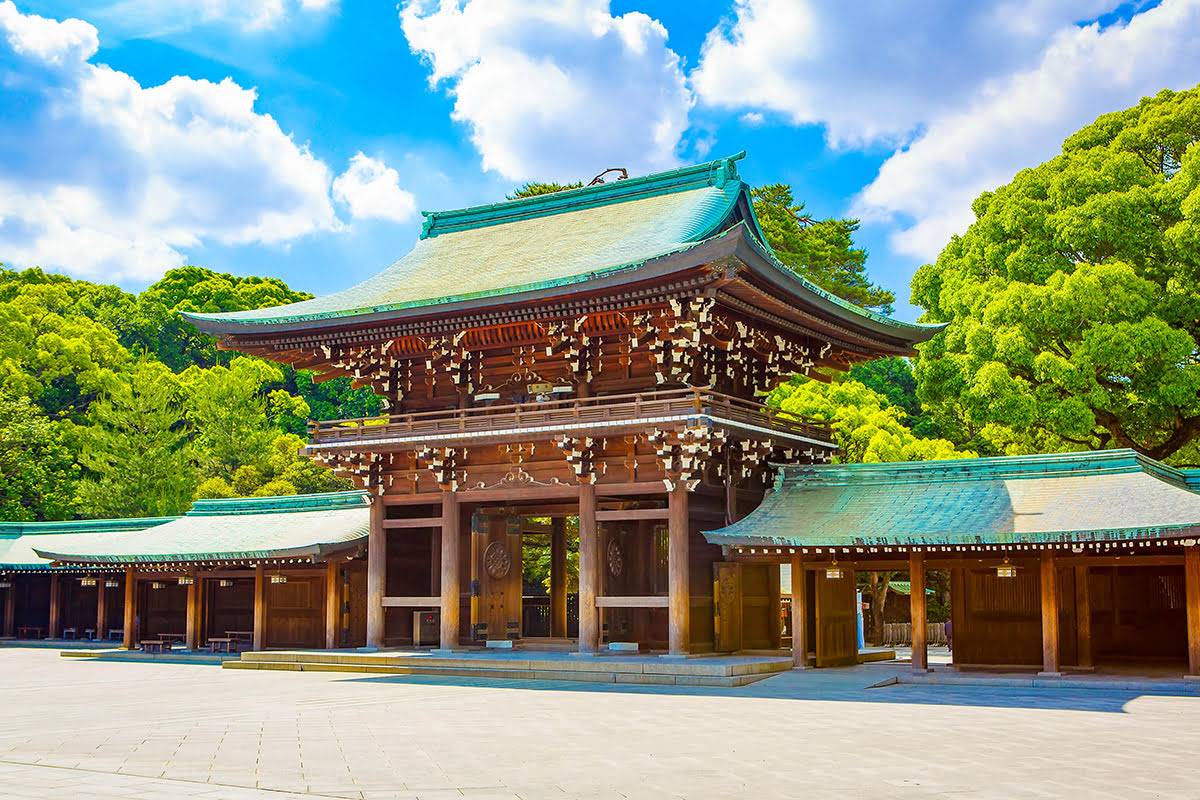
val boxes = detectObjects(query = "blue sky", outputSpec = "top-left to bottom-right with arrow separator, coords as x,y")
1,0 -> 1198,320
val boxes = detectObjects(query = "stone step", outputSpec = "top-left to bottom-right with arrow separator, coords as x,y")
222,657 -> 778,687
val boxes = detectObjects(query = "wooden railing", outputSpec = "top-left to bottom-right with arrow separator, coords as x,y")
307,387 -> 833,448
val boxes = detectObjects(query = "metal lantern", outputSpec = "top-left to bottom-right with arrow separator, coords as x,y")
825,559 -> 843,580
996,556 -> 1017,579
218,579 -> 234,588
104,580 -> 119,589
0,578 -> 11,589
177,576 -> 194,586
270,572 -> 288,584
150,581 -> 166,590
79,576 -> 97,587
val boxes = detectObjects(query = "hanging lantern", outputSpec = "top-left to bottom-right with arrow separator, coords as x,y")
177,576 -> 194,586
79,576 -> 97,587
825,558 -> 843,580
996,556 -> 1018,579
0,577 -> 11,589
104,580 -> 119,589
218,579 -> 234,588
270,572 -> 288,584
150,581 -> 166,590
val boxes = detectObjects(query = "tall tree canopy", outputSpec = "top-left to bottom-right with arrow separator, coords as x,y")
912,87 -> 1200,462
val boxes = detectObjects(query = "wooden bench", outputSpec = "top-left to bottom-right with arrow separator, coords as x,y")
83,629 -> 96,641
107,628 -> 123,642
208,637 -> 239,654
141,640 -> 167,654
159,633 -> 186,648
16,626 -> 43,639
61,627 -> 77,640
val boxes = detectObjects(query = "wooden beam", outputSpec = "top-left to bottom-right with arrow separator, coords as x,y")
791,550 -> 808,669
577,482 -> 599,654
185,572 -> 201,651
440,491 -> 460,649
668,484 -> 690,656
95,576 -> 107,645
379,495 -> 443,506
48,575 -> 61,639
1040,552 -> 1060,676
1074,565 -> 1093,669
550,517 -> 567,638
383,517 -> 444,529
325,561 -> 340,650
253,563 -> 267,652
383,596 -> 441,607
366,499 -> 386,649
122,566 -> 136,650
910,551 -> 927,672
595,596 -> 669,608
950,566 -> 965,668
1186,546 -> 1200,677
595,508 -> 668,522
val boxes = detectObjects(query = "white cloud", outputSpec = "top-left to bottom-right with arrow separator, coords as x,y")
692,0 -> 1115,147
333,153 -> 419,224
0,1 -> 347,282
399,0 -> 693,182
854,0 -> 1200,261
93,0 -> 337,34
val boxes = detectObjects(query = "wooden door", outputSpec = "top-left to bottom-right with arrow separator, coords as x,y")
815,570 -> 858,666
713,562 -> 742,652
479,515 -> 522,641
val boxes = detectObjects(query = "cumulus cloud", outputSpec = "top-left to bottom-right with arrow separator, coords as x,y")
93,0 -> 337,34
0,1 -> 350,282
333,153 -> 419,223
692,0 -> 1115,147
399,0 -> 692,182
854,0 -> 1200,261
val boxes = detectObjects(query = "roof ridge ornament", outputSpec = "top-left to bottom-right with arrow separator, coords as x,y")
587,167 -> 628,186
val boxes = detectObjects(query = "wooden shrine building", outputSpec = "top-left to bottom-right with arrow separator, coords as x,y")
708,450 -> 1200,676
182,153 -> 941,655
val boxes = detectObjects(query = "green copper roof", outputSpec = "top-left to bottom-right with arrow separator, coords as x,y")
0,517 -> 174,570
705,450 -> 1200,548
33,491 -> 370,565
886,581 -> 934,596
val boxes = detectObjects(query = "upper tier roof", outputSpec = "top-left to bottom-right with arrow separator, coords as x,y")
704,450 -> 1200,548
182,153 -> 940,346
0,517 -> 174,571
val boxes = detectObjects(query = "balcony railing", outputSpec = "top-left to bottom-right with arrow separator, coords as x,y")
306,387 -> 834,449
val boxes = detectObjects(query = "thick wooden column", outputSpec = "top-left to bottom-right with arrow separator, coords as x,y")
668,485 -> 690,656
48,575 -> 61,639
790,550 -> 808,668
577,482 -> 599,654
122,566 -> 136,650
910,551 -> 927,671
95,577 -> 107,643
1074,565 -> 1093,669
1040,551 -> 1061,675
550,517 -> 567,638
365,498 -> 386,649
325,561 -> 341,650
1186,546 -> 1200,677
440,491 -> 460,649
3,581 -> 14,638
253,563 -> 267,651
185,573 -> 201,651
950,565 -> 965,667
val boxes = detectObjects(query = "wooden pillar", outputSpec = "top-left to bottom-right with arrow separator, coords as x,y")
668,484 -> 690,656
122,566 -> 136,650
550,517 -> 567,638
577,482 -> 599,654
1185,546 -> 1200,677
1040,551 -> 1060,675
3,580 -> 14,638
950,565 -> 965,667
185,572 -> 201,651
910,551 -> 927,671
95,576 -> 107,643
365,498 -> 386,649
440,491 -> 460,649
791,550 -> 808,668
325,561 -> 340,650
253,563 -> 267,651
1074,565 -> 1093,669
48,574 -> 61,639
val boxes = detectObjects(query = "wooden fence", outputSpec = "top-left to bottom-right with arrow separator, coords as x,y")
880,622 -> 947,647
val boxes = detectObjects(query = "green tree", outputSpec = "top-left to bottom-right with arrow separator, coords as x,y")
76,362 -> 195,518
846,357 -> 939,439
0,392 -> 78,521
752,184 -> 896,314
508,181 -> 582,199
912,87 -> 1200,462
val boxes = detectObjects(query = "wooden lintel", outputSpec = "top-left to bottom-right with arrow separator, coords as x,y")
382,518 -> 444,529
382,596 -> 441,607
595,595 -> 669,608
595,508 -> 668,522
380,495 -> 443,506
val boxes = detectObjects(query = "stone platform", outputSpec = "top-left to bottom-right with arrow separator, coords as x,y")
224,648 -> 794,687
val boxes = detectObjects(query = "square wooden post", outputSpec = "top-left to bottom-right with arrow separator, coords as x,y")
577,482 -> 599,654
440,491 -> 460,650
910,551 -> 927,672
550,517 -> 567,638
1040,551 -> 1061,676
950,565 -> 965,667
668,484 -> 690,656
1185,546 -> 1200,677
1074,565 -> 1093,669
366,498 -> 386,650
185,572 -> 201,651
122,566 -> 136,650
48,574 -> 61,639
95,577 -> 107,643
790,550 -> 808,668
3,581 -> 14,638
253,564 -> 267,651
325,561 -> 340,650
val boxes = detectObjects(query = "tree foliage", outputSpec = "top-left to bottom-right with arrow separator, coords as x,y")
912,87 -> 1200,462
0,392 -> 77,521
508,181 -> 583,199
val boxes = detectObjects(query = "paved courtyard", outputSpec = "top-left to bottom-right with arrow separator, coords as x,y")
0,647 -> 1198,799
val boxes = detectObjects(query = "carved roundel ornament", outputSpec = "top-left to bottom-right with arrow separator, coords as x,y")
607,539 -> 624,578
484,542 -> 512,579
